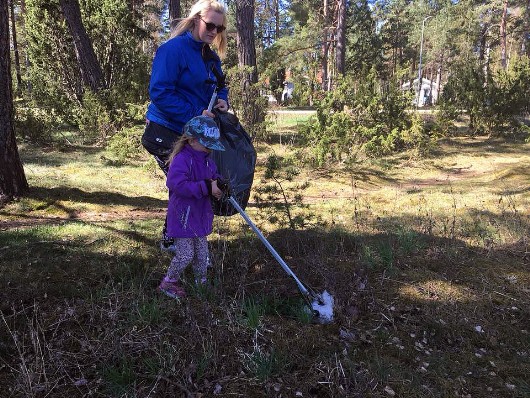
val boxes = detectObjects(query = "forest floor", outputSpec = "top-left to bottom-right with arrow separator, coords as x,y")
0,120 -> 529,397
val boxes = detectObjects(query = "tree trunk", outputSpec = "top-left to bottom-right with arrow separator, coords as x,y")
321,0 -> 329,90
335,0 -> 346,76
169,0 -> 180,23
235,0 -> 263,129
479,25 -> 487,63
484,43 -> 491,84
236,0 -> 258,84
521,0 -> 530,58
20,0 -> 31,93
59,0 -> 105,91
8,0 -> 22,91
434,53 -> 443,104
1,0 -> 28,204
499,0 -> 508,69
274,0 -> 279,39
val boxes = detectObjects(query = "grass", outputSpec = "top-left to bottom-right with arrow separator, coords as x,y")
0,119 -> 529,397
264,109 -> 314,145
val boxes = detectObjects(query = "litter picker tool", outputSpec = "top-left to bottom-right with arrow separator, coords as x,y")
206,65 -> 226,113
202,43 -> 226,114
226,195 -> 334,323
204,58 -> 334,323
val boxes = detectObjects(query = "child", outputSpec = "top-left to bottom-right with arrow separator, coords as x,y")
158,115 -> 225,299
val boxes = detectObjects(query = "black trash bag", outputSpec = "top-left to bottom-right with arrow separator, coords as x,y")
211,110 -> 256,216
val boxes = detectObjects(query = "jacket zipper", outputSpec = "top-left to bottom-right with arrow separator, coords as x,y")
182,206 -> 190,229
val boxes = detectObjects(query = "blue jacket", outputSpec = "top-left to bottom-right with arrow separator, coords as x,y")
146,32 -> 229,133
166,145 -> 222,238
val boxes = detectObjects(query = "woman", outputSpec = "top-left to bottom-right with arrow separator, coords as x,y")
142,0 -> 229,251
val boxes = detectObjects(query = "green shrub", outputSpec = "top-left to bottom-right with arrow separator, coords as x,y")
105,126 -> 144,164
440,56 -> 530,135
225,66 -> 269,139
522,124 -> 530,143
125,102 -> 148,124
299,73 -> 430,162
14,106 -> 58,144
254,154 -> 312,230
74,91 -> 116,144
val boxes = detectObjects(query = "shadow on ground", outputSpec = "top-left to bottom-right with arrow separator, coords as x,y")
0,218 -> 528,397
29,185 -> 166,209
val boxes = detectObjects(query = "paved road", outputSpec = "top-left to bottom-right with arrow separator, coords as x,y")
269,108 -> 438,115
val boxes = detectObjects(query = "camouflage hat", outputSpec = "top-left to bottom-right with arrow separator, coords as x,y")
183,116 -> 225,151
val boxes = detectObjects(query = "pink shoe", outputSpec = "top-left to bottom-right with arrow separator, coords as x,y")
158,279 -> 186,299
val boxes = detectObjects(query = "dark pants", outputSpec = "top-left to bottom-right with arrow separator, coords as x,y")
142,120 -> 182,240
142,120 -> 182,174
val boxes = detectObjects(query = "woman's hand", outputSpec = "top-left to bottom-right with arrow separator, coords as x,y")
214,98 -> 228,112
202,99 -> 228,117
211,180 -> 223,200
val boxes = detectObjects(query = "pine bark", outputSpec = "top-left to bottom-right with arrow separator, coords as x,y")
8,0 -> 22,90
274,0 -> 279,39
235,0 -> 263,128
321,0 -> 329,90
522,0 -> 530,57
499,0 -> 508,69
235,0 -> 258,83
59,0 -> 105,91
1,0 -> 29,204
335,0 -> 346,76
169,0 -> 180,22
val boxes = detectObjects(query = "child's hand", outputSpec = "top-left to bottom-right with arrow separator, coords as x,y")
202,109 -> 215,118
211,180 -> 223,200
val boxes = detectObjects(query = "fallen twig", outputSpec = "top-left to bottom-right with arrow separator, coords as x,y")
493,290 -> 517,301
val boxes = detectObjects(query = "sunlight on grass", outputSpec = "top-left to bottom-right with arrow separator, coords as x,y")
21,146 -> 167,212
267,111 -> 313,129
264,136 -> 530,251
2,221 -> 107,243
398,280 -> 478,303
500,271 -> 530,291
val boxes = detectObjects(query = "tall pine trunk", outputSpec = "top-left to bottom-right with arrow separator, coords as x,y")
522,0 -> 530,58
321,0 -> 329,90
169,0 -> 180,25
274,0 -> 279,39
8,0 -> 22,91
59,0 -> 105,91
1,0 -> 28,204
434,62 -> 442,104
236,0 -> 258,84
335,0 -> 346,76
500,0 -> 508,69
235,0 -> 264,130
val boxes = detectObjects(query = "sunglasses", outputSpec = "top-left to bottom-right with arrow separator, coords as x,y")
200,17 -> 226,33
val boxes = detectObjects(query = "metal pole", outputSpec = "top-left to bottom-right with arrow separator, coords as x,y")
227,196 -> 311,297
417,16 -> 432,107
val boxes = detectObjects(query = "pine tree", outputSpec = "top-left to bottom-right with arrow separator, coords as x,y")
1,0 -> 29,204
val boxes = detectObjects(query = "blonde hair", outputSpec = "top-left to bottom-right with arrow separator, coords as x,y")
167,135 -> 192,165
170,0 -> 228,59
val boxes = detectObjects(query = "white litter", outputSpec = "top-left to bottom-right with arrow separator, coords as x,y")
311,290 -> 334,323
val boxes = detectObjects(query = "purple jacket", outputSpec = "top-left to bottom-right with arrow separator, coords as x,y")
166,145 -> 221,238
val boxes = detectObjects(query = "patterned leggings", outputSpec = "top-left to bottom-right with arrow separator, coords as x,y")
166,237 -> 209,283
